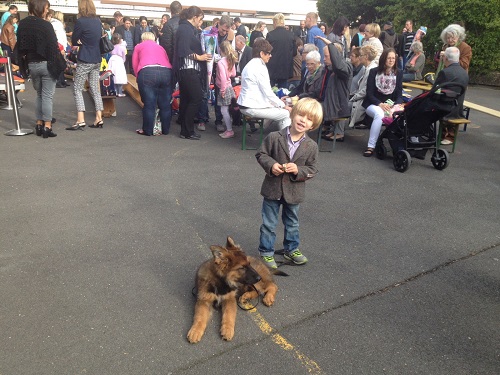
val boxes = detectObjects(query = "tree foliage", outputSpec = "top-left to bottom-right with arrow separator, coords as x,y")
317,0 -> 500,75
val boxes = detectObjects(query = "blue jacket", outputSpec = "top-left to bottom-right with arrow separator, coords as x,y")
72,17 -> 102,64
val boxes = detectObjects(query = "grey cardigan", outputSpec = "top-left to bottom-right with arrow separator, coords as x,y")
255,128 -> 318,205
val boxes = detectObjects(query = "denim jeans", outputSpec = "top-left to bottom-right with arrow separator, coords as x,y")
197,88 -> 209,123
137,66 -> 172,135
214,86 -> 223,123
259,198 -> 300,257
28,61 -> 56,122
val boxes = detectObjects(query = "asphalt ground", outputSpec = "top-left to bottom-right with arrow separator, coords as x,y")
1,83 -> 499,375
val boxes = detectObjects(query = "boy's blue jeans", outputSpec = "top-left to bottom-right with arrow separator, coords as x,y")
259,198 -> 300,257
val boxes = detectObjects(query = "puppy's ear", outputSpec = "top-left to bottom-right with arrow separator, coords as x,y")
226,236 -> 237,250
210,245 -> 228,264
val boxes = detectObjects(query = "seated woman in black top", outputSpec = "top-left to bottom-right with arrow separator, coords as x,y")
362,48 -> 403,157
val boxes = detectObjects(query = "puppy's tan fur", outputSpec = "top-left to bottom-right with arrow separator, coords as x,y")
187,237 -> 278,343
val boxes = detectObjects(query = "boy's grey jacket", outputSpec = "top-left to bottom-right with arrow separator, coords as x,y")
255,128 -> 318,205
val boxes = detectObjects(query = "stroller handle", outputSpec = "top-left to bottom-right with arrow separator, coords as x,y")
430,81 -> 466,98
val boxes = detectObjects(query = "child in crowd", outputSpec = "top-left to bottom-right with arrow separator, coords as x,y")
255,98 -> 323,269
107,33 -> 127,97
216,41 -> 238,138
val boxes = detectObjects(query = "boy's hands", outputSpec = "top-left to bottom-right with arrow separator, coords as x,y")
272,163 -> 298,176
272,163 -> 285,176
284,162 -> 298,175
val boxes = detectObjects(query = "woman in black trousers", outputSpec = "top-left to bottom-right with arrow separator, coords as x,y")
174,6 -> 212,140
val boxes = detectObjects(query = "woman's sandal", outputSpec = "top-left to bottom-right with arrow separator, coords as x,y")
66,122 -> 86,131
363,148 -> 374,157
321,133 -> 334,141
322,133 -> 344,142
89,120 -> 103,128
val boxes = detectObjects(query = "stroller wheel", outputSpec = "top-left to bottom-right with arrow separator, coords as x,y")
393,150 -> 411,173
375,143 -> 387,160
431,149 -> 449,170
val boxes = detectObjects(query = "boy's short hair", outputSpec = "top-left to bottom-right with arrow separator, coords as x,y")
291,98 -> 323,130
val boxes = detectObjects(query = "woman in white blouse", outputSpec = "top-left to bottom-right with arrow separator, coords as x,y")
237,39 -> 292,130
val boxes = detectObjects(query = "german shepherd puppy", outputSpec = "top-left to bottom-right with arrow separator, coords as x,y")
187,237 -> 279,343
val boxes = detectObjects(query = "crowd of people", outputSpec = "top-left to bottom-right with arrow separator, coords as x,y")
1,0 -> 474,269
2,1 -> 471,150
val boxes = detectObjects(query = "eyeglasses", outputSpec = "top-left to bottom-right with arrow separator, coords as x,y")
263,51 -> 272,56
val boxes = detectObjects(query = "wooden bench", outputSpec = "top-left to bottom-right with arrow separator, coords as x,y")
463,100 -> 500,119
0,73 -> 25,108
317,117 -> 350,152
402,81 -> 433,91
124,74 -> 143,107
438,117 -> 472,153
241,116 -> 265,150
402,82 -> 500,120
101,95 -> 117,118
82,79 -> 117,118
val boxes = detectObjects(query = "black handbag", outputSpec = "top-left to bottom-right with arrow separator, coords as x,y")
68,46 -> 79,63
99,32 -> 114,55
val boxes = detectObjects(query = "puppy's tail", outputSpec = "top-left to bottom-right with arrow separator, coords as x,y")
272,269 -> 289,277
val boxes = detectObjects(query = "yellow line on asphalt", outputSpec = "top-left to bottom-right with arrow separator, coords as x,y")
246,306 -> 324,374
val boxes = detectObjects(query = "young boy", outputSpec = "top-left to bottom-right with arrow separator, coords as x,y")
255,98 -> 323,269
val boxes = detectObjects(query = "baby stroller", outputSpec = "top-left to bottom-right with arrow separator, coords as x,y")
375,82 -> 466,172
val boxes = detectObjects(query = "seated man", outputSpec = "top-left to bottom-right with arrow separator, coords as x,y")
432,46 -> 469,143
237,39 -> 292,130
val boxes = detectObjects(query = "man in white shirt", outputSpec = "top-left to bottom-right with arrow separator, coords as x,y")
237,39 -> 292,130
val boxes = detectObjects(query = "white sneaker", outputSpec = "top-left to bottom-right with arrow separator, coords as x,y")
197,123 -> 206,131
216,124 -> 226,132
219,130 -> 234,138
441,139 -> 453,145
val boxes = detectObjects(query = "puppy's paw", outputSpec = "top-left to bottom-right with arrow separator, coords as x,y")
187,327 -> 204,343
262,293 -> 275,307
220,325 -> 235,341
239,291 -> 257,304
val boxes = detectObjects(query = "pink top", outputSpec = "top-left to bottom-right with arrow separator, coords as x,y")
132,40 -> 172,75
216,57 -> 236,93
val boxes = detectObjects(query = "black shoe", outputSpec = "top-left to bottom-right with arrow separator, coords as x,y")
66,122 -> 86,131
179,134 -> 199,140
43,127 -> 57,138
35,124 -> 43,136
56,83 -> 66,88
190,132 -> 201,139
89,120 -> 103,128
